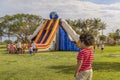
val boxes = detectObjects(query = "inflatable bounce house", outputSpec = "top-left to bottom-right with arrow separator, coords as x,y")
28,12 -> 80,51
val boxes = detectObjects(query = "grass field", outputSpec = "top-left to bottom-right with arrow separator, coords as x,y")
0,45 -> 120,80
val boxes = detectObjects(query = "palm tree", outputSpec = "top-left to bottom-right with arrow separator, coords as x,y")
92,18 -> 106,43
66,18 -> 106,44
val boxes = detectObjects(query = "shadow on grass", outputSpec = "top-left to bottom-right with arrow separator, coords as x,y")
47,62 -> 120,74
47,65 -> 75,74
93,62 -> 120,72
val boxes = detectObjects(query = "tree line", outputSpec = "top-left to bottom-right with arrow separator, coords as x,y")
66,19 -> 120,45
0,13 -> 120,45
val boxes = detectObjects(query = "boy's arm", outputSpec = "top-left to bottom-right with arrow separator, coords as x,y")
74,60 -> 83,77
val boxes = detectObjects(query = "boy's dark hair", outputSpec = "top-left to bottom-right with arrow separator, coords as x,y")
79,33 -> 95,46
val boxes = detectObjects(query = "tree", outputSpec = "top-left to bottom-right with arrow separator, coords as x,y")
66,18 -> 107,44
115,29 -> 120,40
0,17 -> 4,42
0,14 -> 42,42
108,29 -> 120,45
99,35 -> 106,43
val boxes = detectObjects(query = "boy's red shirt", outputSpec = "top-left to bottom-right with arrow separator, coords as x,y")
77,48 -> 94,71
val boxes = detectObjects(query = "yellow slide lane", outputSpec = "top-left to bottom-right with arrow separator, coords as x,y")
40,19 -> 53,44
45,19 -> 59,45
36,19 -> 59,49
34,20 -> 48,43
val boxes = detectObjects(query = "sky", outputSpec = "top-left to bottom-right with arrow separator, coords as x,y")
0,0 -> 120,35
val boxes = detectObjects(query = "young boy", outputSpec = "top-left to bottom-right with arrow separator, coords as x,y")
29,46 -> 33,55
74,33 -> 95,80
100,43 -> 104,53
31,41 -> 37,53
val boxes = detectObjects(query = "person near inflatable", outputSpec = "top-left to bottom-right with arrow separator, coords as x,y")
74,33 -> 95,80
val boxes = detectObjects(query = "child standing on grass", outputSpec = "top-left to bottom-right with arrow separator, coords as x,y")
100,43 -> 104,53
9,43 -> 15,54
29,46 -> 33,55
74,33 -> 95,80
31,41 -> 37,53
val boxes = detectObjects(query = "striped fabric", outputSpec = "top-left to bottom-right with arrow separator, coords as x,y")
77,48 -> 94,71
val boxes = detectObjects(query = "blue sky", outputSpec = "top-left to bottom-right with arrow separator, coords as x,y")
0,0 -> 120,35
81,0 -> 120,4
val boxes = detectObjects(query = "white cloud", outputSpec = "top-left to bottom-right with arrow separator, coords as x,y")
0,0 -> 120,35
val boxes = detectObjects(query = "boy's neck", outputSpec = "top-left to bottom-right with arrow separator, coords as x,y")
82,45 -> 91,49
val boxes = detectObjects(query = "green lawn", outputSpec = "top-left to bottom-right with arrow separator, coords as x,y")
0,46 -> 120,80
